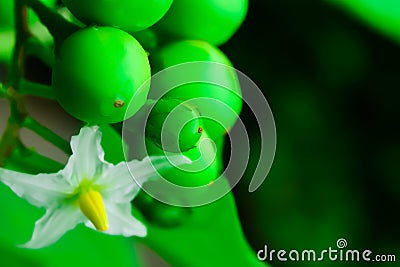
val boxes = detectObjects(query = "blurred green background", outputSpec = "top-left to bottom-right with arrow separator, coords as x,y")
222,1 -> 399,266
1,0 -> 400,266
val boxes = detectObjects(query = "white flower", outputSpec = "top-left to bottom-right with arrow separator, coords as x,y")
0,126 -> 189,249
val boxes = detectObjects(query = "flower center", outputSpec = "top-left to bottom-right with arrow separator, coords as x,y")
79,188 -> 109,231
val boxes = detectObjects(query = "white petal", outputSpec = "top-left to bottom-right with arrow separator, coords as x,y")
127,155 -> 191,185
85,203 -> 146,237
98,161 -> 139,204
99,155 -> 190,203
65,126 -> 108,185
0,168 -> 71,208
21,204 -> 84,249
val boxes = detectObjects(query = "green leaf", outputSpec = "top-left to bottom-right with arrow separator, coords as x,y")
0,243 -> 41,267
329,0 -> 400,43
136,178 -> 270,267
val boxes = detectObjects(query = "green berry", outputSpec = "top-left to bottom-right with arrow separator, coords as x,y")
153,0 -> 248,45
146,99 -> 203,153
0,1 -> 15,31
146,130 -> 222,187
150,40 -> 242,141
52,26 -> 150,124
62,0 -> 173,32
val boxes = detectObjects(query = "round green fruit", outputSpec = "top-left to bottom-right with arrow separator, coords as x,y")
153,0 -> 248,45
0,1 -> 15,31
52,26 -> 150,124
146,130 -> 222,187
150,40 -> 242,141
62,0 -> 173,32
146,98 -> 203,153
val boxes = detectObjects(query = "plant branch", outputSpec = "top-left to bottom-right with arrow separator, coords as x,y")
8,1 -> 30,88
0,83 -> 10,99
5,142 -> 64,174
22,116 -> 71,155
0,121 -> 20,167
0,0 -> 30,166
19,79 -> 56,99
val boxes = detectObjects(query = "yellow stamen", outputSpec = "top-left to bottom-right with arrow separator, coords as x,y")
79,189 -> 108,231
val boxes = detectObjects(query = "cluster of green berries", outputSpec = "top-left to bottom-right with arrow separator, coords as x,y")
3,0 -> 248,188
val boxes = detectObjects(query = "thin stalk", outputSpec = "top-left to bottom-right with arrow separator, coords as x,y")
7,1 -> 30,87
0,0 -> 29,166
0,83 -> 10,99
19,79 -> 55,99
22,116 -> 71,155
0,121 -> 20,167
5,142 -> 64,174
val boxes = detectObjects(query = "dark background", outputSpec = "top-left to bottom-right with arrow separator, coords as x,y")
222,1 -> 400,266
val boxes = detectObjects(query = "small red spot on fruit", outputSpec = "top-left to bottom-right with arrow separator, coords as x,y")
198,127 -> 203,134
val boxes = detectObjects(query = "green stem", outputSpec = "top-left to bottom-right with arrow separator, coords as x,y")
7,0 -> 30,88
0,121 -> 20,167
25,0 -> 80,49
0,83 -> 10,99
22,116 -> 71,155
1,0 -> 70,166
5,142 -> 64,174
19,79 -> 55,99
0,0 -> 29,166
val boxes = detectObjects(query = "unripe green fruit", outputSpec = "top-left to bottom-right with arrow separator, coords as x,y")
153,0 -> 248,45
150,40 -> 242,141
62,0 -> 173,32
52,26 -> 150,124
0,1 -> 15,31
146,99 -> 203,153
146,130 -> 222,187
